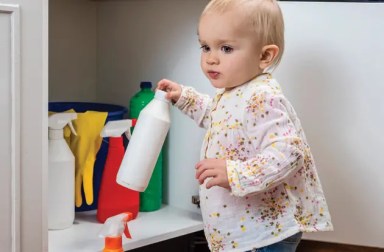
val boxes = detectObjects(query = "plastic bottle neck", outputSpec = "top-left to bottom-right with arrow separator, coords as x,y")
108,136 -> 124,147
154,90 -> 170,103
103,236 -> 123,252
49,129 -> 64,140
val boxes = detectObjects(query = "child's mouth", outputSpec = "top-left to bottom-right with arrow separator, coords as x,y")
208,71 -> 220,79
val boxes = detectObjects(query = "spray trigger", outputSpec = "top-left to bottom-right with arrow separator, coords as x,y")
68,121 -> 77,136
124,130 -> 131,141
121,212 -> 133,238
123,220 -> 131,239
125,119 -> 137,140
100,119 -> 133,139
99,212 -> 133,239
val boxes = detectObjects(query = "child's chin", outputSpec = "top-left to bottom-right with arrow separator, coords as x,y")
212,83 -> 238,90
210,80 -> 227,89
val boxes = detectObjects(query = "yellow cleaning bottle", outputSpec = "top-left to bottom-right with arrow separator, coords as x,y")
99,212 -> 133,252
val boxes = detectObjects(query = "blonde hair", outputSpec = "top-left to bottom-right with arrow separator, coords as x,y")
201,0 -> 285,71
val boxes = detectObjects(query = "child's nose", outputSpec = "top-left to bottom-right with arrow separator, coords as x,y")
206,52 -> 219,65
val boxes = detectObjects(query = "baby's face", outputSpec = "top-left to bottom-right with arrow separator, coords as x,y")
198,8 -> 263,89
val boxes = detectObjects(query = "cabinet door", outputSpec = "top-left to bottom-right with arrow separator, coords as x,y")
0,1 -> 48,251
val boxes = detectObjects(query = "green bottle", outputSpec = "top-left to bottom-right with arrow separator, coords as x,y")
129,81 -> 163,211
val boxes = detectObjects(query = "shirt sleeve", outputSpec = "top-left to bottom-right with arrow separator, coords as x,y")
227,90 -> 305,197
174,85 -> 213,129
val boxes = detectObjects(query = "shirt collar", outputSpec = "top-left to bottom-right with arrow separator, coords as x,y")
216,73 -> 273,95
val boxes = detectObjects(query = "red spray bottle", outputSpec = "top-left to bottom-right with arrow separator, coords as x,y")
97,119 -> 139,223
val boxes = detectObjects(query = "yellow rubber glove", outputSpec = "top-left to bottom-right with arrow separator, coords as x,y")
66,111 -> 108,207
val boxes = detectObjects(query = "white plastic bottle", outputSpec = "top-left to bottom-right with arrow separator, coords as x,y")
117,90 -> 170,192
48,113 -> 77,230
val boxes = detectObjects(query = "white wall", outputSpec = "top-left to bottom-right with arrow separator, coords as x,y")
51,0 -> 384,248
277,2 -> 384,247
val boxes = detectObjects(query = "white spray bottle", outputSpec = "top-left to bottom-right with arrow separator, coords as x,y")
48,112 -> 77,230
117,90 -> 171,192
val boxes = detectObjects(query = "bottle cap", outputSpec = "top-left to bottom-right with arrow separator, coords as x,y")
155,90 -> 169,103
103,236 -> 123,252
140,81 -> 152,89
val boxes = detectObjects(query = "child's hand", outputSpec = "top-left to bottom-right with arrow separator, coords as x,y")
195,159 -> 230,190
157,79 -> 182,104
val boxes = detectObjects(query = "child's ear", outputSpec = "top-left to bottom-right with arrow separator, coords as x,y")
259,45 -> 279,70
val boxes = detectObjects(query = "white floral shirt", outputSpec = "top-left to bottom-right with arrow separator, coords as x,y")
175,74 -> 333,252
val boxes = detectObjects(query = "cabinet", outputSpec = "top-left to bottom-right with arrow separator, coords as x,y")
48,0 -> 208,251
1,0 -> 47,252
2,0 -> 208,251
0,4 -> 20,252
1,0 -> 384,251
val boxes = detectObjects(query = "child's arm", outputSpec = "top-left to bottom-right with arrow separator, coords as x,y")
157,79 -> 213,129
227,91 -> 306,197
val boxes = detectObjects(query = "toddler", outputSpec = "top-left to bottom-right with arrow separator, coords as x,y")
158,0 -> 333,251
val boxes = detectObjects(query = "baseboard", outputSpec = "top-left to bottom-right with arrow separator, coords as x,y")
297,239 -> 384,252
128,231 -> 384,252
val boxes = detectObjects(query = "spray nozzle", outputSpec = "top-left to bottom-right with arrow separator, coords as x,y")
99,212 -> 133,239
99,212 -> 133,252
100,119 -> 134,140
48,113 -> 77,136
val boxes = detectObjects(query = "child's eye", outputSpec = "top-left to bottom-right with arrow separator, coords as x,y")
200,45 -> 210,53
221,46 -> 233,53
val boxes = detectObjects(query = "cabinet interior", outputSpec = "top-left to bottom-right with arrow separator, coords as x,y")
49,0 -> 212,214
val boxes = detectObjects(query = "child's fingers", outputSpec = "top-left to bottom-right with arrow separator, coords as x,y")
195,160 -> 203,170
157,79 -> 179,96
206,177 -> 220,189
195,160 -> 207,177
196,168 -> 216,185
195,165 -> 205,180
157,79 -> 171,91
